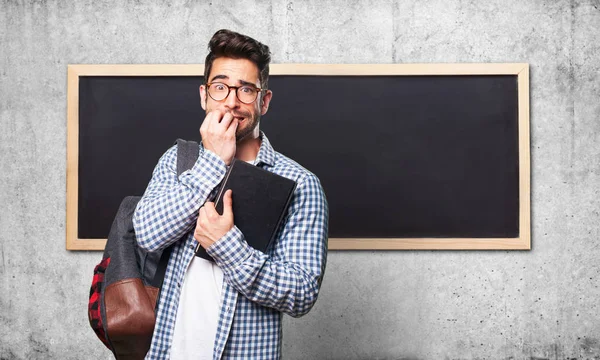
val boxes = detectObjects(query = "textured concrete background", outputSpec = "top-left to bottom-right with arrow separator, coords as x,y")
1,0 -> 599,359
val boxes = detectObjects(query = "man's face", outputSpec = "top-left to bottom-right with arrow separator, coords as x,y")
200,57 -> 272,142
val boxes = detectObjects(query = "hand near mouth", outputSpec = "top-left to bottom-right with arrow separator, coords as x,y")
200,109 -> 239,166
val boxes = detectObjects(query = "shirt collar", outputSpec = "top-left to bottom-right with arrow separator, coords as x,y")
255,131 -> 275,167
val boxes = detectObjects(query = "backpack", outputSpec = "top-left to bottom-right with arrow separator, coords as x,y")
88,139 -> 199,359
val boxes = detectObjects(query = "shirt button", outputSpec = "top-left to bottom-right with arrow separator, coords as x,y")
177,282 -> 181,287
189,244 -> 194,249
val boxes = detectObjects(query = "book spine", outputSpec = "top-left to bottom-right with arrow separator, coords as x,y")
214,160 -> 235,209
268,183 -> 298,247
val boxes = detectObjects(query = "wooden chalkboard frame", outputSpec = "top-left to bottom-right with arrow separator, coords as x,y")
66,63 -> 530,251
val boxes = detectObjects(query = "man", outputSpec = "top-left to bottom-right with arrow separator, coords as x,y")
133,29 -> 329,360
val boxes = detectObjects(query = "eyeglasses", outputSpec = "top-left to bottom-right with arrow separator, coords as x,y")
206,82 -> 263,104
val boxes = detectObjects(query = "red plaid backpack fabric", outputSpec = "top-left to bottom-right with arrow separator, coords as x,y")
89,257 -> 111,348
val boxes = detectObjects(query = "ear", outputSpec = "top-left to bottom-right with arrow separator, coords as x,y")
260,90 -> 273,116
199,85 -> 207,111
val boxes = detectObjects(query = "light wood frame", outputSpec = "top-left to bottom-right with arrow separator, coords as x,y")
67,63 -> 530,250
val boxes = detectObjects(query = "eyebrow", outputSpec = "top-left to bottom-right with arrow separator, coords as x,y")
210,74 -> 229,83
210,74 -> 259,88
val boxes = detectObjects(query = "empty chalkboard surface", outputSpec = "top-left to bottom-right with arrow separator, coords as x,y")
66,64 -> 530,250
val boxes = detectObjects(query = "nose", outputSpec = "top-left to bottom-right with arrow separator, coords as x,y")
224,87 -> 240,110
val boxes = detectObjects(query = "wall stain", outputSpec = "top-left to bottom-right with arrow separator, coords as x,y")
0,242 -> 4,274
580,336 -> 600,354
0,349 -> 18,360
27,333 -> 49,357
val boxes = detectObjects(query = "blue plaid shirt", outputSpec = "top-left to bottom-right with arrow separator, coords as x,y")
133,132 -> 329,359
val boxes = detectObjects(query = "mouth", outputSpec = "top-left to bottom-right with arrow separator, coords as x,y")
234,116 -> 245,123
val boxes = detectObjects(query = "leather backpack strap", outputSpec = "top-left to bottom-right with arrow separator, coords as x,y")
151,139 -> 200,288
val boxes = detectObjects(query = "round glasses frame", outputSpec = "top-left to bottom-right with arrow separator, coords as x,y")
206,82 -> 263,104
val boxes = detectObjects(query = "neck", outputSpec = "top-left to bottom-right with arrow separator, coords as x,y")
235,129 -> 261,162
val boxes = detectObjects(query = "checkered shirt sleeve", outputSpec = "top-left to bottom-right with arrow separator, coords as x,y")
133,144 -> 227,251
207,172 -> 329,317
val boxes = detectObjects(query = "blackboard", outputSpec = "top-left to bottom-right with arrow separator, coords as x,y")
66,64 -> 530,250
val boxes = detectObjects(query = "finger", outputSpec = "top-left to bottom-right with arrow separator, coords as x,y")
225,118 -> 239,137
205,110 -> 224,131
200,116 -> 208,135
210,109 -> 224,121
222,189 -> 234,218
219,112 -> 234,129
195,207 -> 206,236
203,201 -> 219,219
197,235 -> 211,249
198,206 -> 207,221
200,111 -> 214,135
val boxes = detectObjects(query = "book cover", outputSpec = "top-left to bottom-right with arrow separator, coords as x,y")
195,158 -> 297,260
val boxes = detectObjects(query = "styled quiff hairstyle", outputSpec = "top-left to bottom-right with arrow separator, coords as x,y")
204,29 -> 272,90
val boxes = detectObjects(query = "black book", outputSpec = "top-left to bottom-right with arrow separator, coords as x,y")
195,158 -> 297,260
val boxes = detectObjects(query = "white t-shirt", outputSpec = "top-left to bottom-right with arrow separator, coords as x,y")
170,256 -> 224,359
170,158 -> 255,359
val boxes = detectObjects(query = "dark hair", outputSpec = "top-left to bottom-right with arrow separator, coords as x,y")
204,29 -> 271,90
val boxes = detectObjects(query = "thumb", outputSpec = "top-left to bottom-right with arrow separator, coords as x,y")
223,189 -> 234,218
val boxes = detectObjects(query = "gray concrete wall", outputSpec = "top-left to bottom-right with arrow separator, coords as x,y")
1,0 -> 599,359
